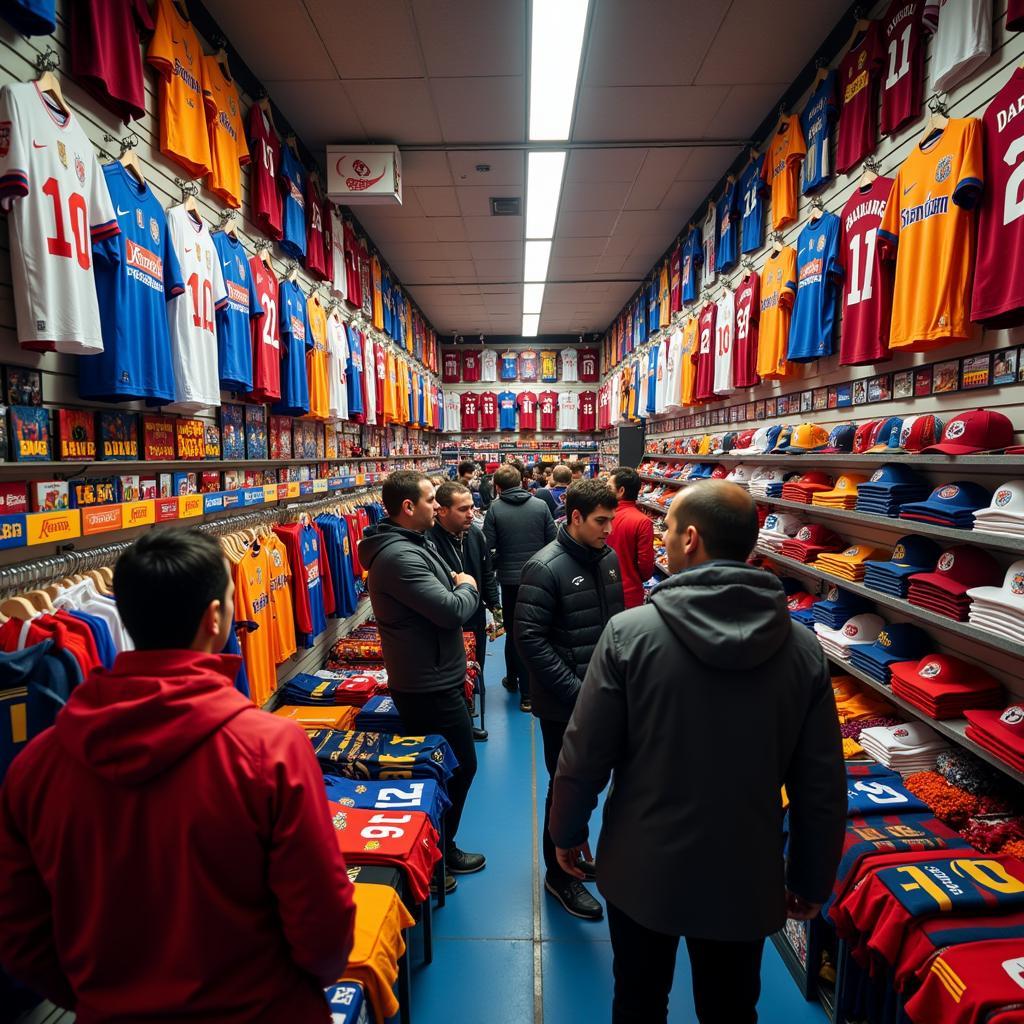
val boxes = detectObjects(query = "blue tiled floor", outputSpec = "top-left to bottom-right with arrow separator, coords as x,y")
409,635 -> 827,1023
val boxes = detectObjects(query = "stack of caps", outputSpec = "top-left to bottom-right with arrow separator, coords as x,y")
787,591 -> 818,629
733,424 -> 783,455
812,474 -> 870,509
763,471 -> 801,499
890,654 -> 1004,719
725,464 -> 754,489
964,705 -> 1024,772
696,435 -> 715,456
281,672 -> 388,707
899,481 -> 993,529
820,423 -> 857,453
907,546 -> 1002,621
848,622 -> 932,684
967,560 -> 1024,641
684,436 -> 701,455
748,466 -> 789,498
854,464 -> 931,517
782,423 -> 830,453
864,416 -> 904,453
858,721 -> 952,774
814,544 -> 888,582
780,523 -> 845,562
920,409 -> 1016,456
757,511 -> 804,552
863,536 -> 942,597
354,694 -> 404,732
688,463 -> 729,480
813,586 -> 875,629
813,613 -> 885,663
972,481 -> 1024,536
781,471 -> 834,504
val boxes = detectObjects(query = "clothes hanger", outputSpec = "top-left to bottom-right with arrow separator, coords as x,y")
919,95 -> 949,148
857,156 -> 881,190
24,588 -> 55,613
216,208 -> 241,240
808,196 -> 825,224
769,231 -> 784,258
811,59 -> 831,88
35,48 -> 70,119
0,596 -> 38,621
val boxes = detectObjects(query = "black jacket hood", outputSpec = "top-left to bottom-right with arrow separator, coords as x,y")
498,486 -> 533,506
358,519 -> 426,569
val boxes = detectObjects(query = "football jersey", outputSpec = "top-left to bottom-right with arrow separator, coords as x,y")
519,348 -> 539,381
305,294 -> 330,420
1010,0 -> 1024,29
539,390 -> 558,431
480,349 -> 498,382
442,350 -> 461,383
739,154 -> 769,254
663,329 -> 684,410
342,221 -> 361,305
234,545 -> 275,706
84,162 -> 182,404
756,246 -> 798,380
462,349 -> 481,383
248,257 -> 281,402
654,338 -> 670,413
518,390 -> 538,431
329,207 -> 346,297
305,176 -> 329,281
278,143 -> 306,260
326,310 -> 348,419
881,0 -> 929,135
837,22 -> 884,173
460,392 -> 479,431
839,174 -> 896,365
443,391 -> 460,431
212,230 -> 260,392
926,0 -> 992,94
669,242 -> 683,311
147,0 -> 211,177
370,255 -> 383,329
801,71 -> 838,193
540,350 -> 558,381
498,390 -> 517,430
713,288 -> 736,396
971,67 -> 1024,328
658,260 -> 671,325
202,56 -> 248,209
877,118 -> 984,351
787,212 -> 843,362
272,278 -> 310,416
733,271 -> 761,389
166,206 -> 227,410
645,343 -> 659,414
499,351 -> 518,381
1,0 -> 54,34
680,317 -> 699,407
716,181 -> 739,271
579,347 -> 599,382
558,391 -> 579,431
247,103 -> 282,240
560,347 -> 579,383
578,390 -> 596,432
479,391 -> 498,431
264,533 -> 296,663
310,731 -> 457,783
344,328 -> 363,420
700,203 -> 717,287
646,277 -> 659,333
0,83 -> 119,354
763,116 -> 806,230
694,302 -> 717,403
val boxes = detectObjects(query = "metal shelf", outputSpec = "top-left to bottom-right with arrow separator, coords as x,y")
642,451 -> 1024,469
0,455 -> 438,475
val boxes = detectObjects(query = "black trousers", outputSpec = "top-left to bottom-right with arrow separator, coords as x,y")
500,584 -> 528,697
539,716 -> 570,883
606,902 -> 764,1024
389,684 -> 477,853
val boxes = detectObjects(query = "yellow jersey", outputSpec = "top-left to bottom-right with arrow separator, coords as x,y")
762,115 -> 806,230
305,295 -> 330,420
756,246 -> 798,380
202,55 -> 248,208
680,316 -> 699,407
371,256 -> 384,330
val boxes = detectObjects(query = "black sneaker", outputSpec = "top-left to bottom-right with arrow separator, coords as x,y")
501,676 -> 517,693
578,859 -> 597,882
545,876 -> 603,921
430,872 -> 458,895
473,727 -> 489,742
519,698 -> 532,713
447,848 -> 486,874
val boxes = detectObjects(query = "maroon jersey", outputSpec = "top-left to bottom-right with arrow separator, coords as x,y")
539,390 -> 558,431
1011,0 -> 1024,30
479,391 -> 498,432
578,390 -> 597,431
247,104 -> 283,241
442,350 -> 460,383
461,350 -> 481,383
579,347 -> 599,382
343,222 -> 362,307
837,21 -> 885,173
881,0 -> 929,135
669,241 -> 682,312
518,391 -> 538,431
248,257 -> 282,402
460,392 -> 480,432
694,302 -> 717,403
733,272 -> 761,388
971,66 -> 1024,328
305,177 -> 329,280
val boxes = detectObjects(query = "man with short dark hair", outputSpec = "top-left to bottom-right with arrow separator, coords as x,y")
361,470 -> 486,889
0,531 -> 357,1022
607,466 -> 656,608
536,464 -> 571,515
550,481 -> 846,1023
457,460 -> 477,485
516,480 -> 624,920
569,461 -> 586,481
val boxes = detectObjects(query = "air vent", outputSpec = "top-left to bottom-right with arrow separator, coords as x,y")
490,197 -> 521,216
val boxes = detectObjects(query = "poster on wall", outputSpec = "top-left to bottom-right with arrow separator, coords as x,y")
994,349 -> 1018,386
914,366 -> 934,396
933,360 -> 960,394
893,371 -> 914,400
961,354 -> 992,391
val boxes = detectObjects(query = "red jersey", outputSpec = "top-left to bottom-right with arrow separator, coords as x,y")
479,391 -> 498,431
839,174 -> 896,365
305,177 -> 329,281
1010,0 -> 1024,30
518,390 -> 538,431
539,390 -> 558,431
249,256 -> 282,402
733,271 -> 761,388
343,222 -> 362,307
375,344 -> 386,416
693,302 -> 717,403
442,350 -> 460,383
881,0 -> 929,135
579,347 -> 599,381
837,21 -> 884,173
669,241 -> 682,312
246,104 -> 282,240
971,66 -> 1024,328
460,392 -> 480,431
598,385 -> 611,429
461,350 -> 481,382
578,390 -> 597,431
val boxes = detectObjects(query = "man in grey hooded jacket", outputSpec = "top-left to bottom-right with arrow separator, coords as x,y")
549,480 -> 846,1024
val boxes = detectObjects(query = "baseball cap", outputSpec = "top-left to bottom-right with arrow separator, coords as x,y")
866,416 -> 905,453
965,705 -> 1024,760
866,535 -> 942,576
763,424 -> 784,452
685,436 -> 702,455
759,511 -> 804,536
771,425 -> 794,452
710,464 -> 730,479
966,559 -> 1024,614
814,613 -> 886,647
733,427 -> 771,454
973,481 -> 1024,526
922,409 -> 1015,455
854,623 -> 932,668
820,423 -> 857,453
908,545 -> 1002,597
787,423 -> 831,454
725,464 -> 754,485
890,653 -> 1002,693
900,480 -> 993,517
853,420 -> 881,454
713,431 -> 739,455
892,413 -> 944,453
786,592 -> 818,611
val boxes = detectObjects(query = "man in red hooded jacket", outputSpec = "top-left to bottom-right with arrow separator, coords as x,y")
0,531 -> 355,1023
607,467 -> 656,608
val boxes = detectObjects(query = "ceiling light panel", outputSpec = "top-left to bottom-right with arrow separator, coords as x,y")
529,0 -> 591,141
522,313 -> 540,336
524,239 -> 552,282
525,150 -> 566,239
523,282 -> 545,315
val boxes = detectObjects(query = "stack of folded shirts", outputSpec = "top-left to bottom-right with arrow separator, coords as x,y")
858,720 -> 952,774
890,653 -> 1004,719
863,535 -> 942,597
854,464 -> 931,517
814,613 -> 885,663
763,471 -> 800,498
781,471 -> 834,504
972,480 -> 1024,537
757,511 -> 804,552
964,705 -> 1024,773
848,622 -> 932,684
687,463 -> 716,480
812,474 -> 871,509
354,694 -> 404,732
725,464 -> 754,489
274,705 -> 360,730
907,545 -> 1002,621
814,544 -> 888,581
966,559 -> 1024,641
832,675 -> 897,724
813,586 -> 875,629
748,466 -> 789,498
787,591 -> 818,629
281,672 -> 388,707
780,523 -> 846,562
898,481 -> 993,529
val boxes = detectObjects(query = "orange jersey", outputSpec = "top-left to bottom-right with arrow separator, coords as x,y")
371,256 -> 384,330
147,0 -> 211,177
274,705 -> 359,730
202,56 -> 249,208
384,350 -> 398,422
877,118 -> 983,352
265,533 -> 296,664
762,115 -> 806,230
306,295 -> 330,420
234,546 -> 276,706
659,261 -> 671,326
680,316 -> 699,407
756,246 -> 798,380
398,359 -> 411,424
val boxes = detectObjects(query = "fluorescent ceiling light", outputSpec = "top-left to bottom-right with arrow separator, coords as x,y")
522,314 -> 540,337
529,0 -> 590,141
526,151 -> 566,239
523,283 -> 545,315
524,239 -> 552,282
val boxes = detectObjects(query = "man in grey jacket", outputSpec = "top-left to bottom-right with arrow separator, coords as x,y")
550,481 -> 846,1024
360,471 -> 485,891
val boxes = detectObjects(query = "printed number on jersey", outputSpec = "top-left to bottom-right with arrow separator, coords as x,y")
1005,137 -> 1024,227
886,26 -> 913,90
846,229 -> 878,306
187,273 -> 214,332
43,178 -> 89,269
260,293 -> 279,349
362,812 -> 413,840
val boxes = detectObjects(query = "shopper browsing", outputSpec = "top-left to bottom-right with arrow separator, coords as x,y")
360,470 -> 486,891
0,531 -> 356,1023
535,463 -> 572,515
550,481 -> 846,1024
515,480 -> 624,921
607,466 -> 656,609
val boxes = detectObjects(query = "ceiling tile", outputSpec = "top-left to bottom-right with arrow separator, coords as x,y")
414,187 -> 460,217
560,180 -> 632,212
480,284 -> 520,294
268,81 -> 366,146
383,241 -> 473,260
401,151 -> 454,187
463,216 -> 524,241
343,79 -> 443,145
474,258 -> 521,281
431,77 -> 525,144
709,84 -> 789,138
552,237 -> 607,258
610,210 -> 675,237
676,147 -> 742,181
362,219 -> 439,244
623,149 -> 691,210
303,0 -> 424,78
659,179 -> 720,216
548,256 -> 603,279
447,150 -> 525,186
456,186 -> 505,217
412,0 -> 526,77
566,149 -> 646,183
556,210 -> 620,238
574,85 -> 732,142
470,241 -> 521,260
431,217 -> 469,242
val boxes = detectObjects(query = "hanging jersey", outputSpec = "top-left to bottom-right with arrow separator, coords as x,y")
560,348 -> 579,383
248,257 -> 281,402
330,206 -> 346,298
305,295 -> 330,420
342,222 -> 361,307
246,103 -> 282,240
443,391 -> 460,431
327,312 -> 348,420
578,390 -> 596,432
479,391 -> 498,431
645,344 -> 659,414
558,391 -> 579,431
663,329 -> 683,410
480,349 -> 498,382
756,246 -> 797,379
739,155 -> 769,254
788,211 -> 843,362
801,71 -> 838,193
646,277 -> 659,333
202,56 -> 248,209
579,348 -> 599,381
462,350 -> 481,383
442,350 -> 460,383
700,203 -> 717,287
680,317 -> 699,406
763,116 -> 806,229
234,545 -> 275,706
272,278 -> 310,416
540,350 -> 559,381
498,390 -> 517,430
345,325 -> 364,419
370,255 -> 383,329
669,241 -> 683,310
85,162 -> 182,404
460,392 -> 479,432
1,0 -> 54,34
926,0 -> 992,94
519,349 -> 539,381
539,391 -> 558,431
299,524 -> 327,639
733,272 -> 761,389
0,83 -> 119,354
166,206 -> 227,410
278,144 -> 306,259
212,231 -> 260,392
881,0 -> 929,135
305,176 -> 329,280
714,288 -> 736,396
518,390 -> 537,431
361,333 -> 375,425
837,22 -> 884,173
262,532 -> 295,663
694,302 -> 717,403
716,182 -> 739,271
499,351 -> 518,381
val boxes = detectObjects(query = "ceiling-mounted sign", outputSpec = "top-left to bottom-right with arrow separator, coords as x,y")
326,146 -> 402,205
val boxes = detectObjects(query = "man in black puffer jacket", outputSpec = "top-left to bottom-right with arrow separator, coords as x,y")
515,479 -> 624,921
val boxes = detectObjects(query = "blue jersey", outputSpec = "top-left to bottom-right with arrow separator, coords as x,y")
646,345 -> 659,414
212,231 -> 261,391
500,352 -> 518,380
680,226 -> 702,303
301,524 -> 327,639
272,279 -> 310,415
345,324 -> 364,417
382,272 -> 394,337
0,0 -> 55,35
636,294 -> 648,344
317,513 -> 357,618
787,212 -> 843,362
322,776 -> 451,835
801,71 -> 837,194
278,145 -> 307,259
739,155 -> 769,254
647,278 -> 659,333
84,163 -> 184,404
716,181 -> 739,272
324,984 -> 367,1024
417,374 -> 426,424
498,390 -> 517,430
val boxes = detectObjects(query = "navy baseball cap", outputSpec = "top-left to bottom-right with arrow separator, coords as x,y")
864,535 -> 942,578
820,423 -> 857,453
866,416 -> 904,453
852,622 -> 932,669
902,481 -> 993,516
763,424 -> 784,451
771,425 -> 794,452
861,464 -> 931,490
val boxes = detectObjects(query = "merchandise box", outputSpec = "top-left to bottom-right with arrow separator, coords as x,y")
25,509 -> 81,546
140,478 -> 157,500
204,422 -> 221,460
81,505 -> 124,536
56,409 -> 96,461
178,494 -> 204,519
31,480 -> 68,512
117,475 -> 140,502
69,477 -> 116,509
200,471 -> 221,493
158,473 -> 173,498
0,482 -> 28,515
223,469 -> 243,491
5,366 -> 41,406
10,406 -> 51,461
98,412 -> 139,461
245,405 -> 268,459
172,471 -> 198,496
221,404 -> 245,460
270,416 -> 292,459
175,418 -> 206,461
155,497 -> 180,523
142,415 -> 176,461
121,500 -> 155,530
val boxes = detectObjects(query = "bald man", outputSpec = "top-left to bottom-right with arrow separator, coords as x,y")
549,480 -> 846,1024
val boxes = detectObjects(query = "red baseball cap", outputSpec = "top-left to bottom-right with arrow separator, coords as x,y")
735,428 -> 757,449
965,705 -> 1024,757
853,420 -> 881,454
889,653 -> 999,693
896,414 -> 944,453
922,409 -> 1015,455
907,545 -> 1002,597
710,464 -> 729,479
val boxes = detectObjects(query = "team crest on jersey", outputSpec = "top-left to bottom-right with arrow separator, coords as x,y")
150,217 -> 159,242
74,154 -> 85,185
996,488 -> 1014,507
338,797 -> 355,807
355,784 -> 367,794
331,811 -> 347,830
776,268 -> 783,283
363,840 -> 380,851
935,155 -> 953,183
431,749 -> 444,763
817,235 -> 826,252
56,140 -> 67,168
938,484 -> 960,499
229,96 -> 238,117
893,544 -> 906,560
135,207 -> 144,229
1000,706 -> 1024,726
938,552 -> 955,572
195,243 -> 201,263
920,661 -> 942,678
1011,570 -> 1024,596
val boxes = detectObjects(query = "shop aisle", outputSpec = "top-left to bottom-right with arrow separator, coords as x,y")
409,634 -> 827,1024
